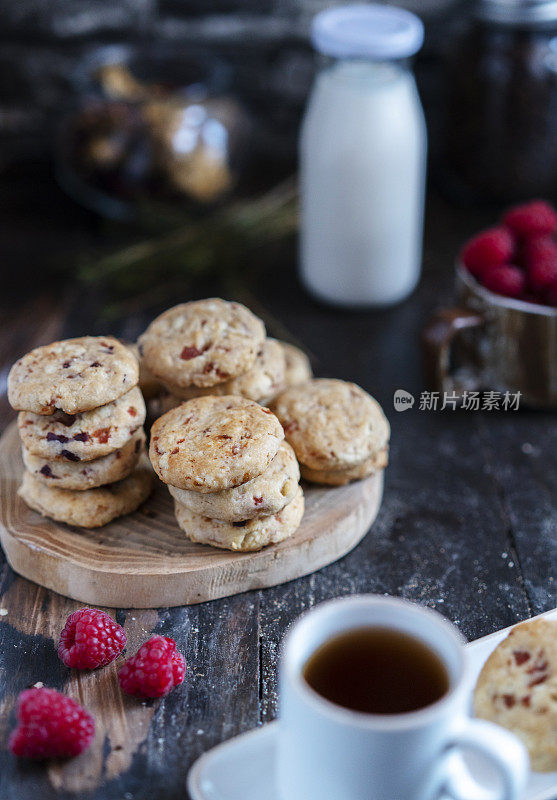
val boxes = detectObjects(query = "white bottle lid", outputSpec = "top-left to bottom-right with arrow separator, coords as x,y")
311,4 -> 424,60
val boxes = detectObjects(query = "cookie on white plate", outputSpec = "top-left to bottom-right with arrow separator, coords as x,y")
474,618 -> 557,772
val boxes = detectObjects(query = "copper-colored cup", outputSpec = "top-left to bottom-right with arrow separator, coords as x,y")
422,265 -> 557,409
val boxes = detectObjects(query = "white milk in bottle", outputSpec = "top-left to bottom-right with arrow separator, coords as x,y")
300,5 -> 427,307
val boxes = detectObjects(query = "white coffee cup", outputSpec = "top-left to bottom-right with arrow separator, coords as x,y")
276,595 -> 529,800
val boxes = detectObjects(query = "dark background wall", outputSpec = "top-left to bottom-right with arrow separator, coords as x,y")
0,0 -> 461,169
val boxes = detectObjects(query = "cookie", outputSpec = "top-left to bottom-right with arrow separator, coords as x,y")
18,386 -> 146,463
149,395 -> 284,492
300,447 -> 388,486
273,379 -> 390,471
22,428 -> 145,490
138,299 -> 265,390
279,341 -> 312,388
8,336 -> 138,415
168,441 -> 299,521
168,338 -> 286,405
474,618 -> 557,772
173,485 -> 304,551
18,461 -> 153,528
127,342 -> 161,400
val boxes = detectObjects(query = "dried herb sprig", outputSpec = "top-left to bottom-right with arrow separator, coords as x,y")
79,178 -> 298,316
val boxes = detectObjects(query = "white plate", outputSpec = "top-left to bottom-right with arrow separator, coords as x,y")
188,608 -> 557,800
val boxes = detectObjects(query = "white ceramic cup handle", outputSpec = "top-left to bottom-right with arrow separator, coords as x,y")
426,718 -> 529,800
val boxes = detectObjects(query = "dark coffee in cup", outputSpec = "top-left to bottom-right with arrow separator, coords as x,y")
303,626 -> 449,715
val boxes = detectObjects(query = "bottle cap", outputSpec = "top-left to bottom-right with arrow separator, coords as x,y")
311,4 -> 424,60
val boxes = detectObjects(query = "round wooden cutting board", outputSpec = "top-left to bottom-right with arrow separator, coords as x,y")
0,422 -> 384,608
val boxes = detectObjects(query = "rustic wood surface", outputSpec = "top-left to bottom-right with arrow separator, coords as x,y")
0,179 -> 555,800
0,421 -> 384,608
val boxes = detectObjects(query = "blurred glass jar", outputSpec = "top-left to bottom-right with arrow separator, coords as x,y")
57,45 -> 251,220
442,0 -> 557,203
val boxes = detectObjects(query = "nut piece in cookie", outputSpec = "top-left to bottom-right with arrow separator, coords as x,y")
138,299 -> 265,390
168,440 -> 299,522
18,461 -> 153,528
174,485 -> 304,551
149,395 -> 284,493
474,618 -> 557,772
274,378 -> 390,472
22,428 -> 146,490
8,336 -> 139,415
18,386 -> 146,463
169,338 -> 286,405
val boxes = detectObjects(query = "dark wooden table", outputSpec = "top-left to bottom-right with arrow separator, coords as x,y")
0,175 -> 555,800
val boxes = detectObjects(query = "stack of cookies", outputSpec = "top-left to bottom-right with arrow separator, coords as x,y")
137,299 -> 311,412
8,336 -> 152,528
149,396 -> 304,551
273,378 -> 390,485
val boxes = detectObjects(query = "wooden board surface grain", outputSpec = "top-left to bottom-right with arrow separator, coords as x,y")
0,422 -> 384,608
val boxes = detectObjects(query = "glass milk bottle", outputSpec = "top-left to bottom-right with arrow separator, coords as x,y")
300,5 -> 427,307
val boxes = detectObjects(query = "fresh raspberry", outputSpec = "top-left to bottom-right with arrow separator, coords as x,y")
523,237 -> 557,291
461,227 -> 514,279
9,688 -> 94,759
503,200 -> 557,239
118,635 -> 185,699
481,265 -> 526,299
58,608 -> 126,669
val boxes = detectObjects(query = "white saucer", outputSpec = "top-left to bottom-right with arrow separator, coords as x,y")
188,608 -> 557,800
